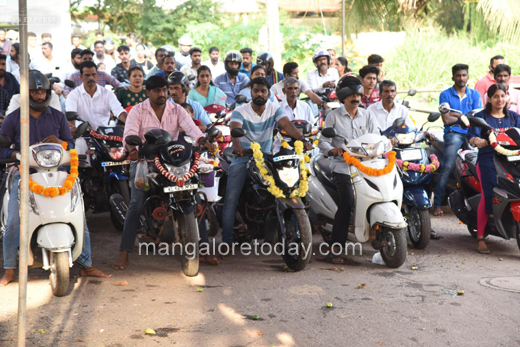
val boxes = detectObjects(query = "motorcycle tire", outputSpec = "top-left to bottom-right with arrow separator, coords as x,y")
206,207 -> 219,237
110,180 -> 131,231
516,224 -> 520,251
179,212 -> 200,277
407,208 -> 431,249
279,208 -> 312,271
50,251 -> 70,297
380,228 -> 407,268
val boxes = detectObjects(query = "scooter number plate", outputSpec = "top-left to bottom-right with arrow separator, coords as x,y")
507,155 -> 520,162
273,155 -> 304,162
102,160 -> 130,167
400,149 -> 422,161
164,184 -> 198,193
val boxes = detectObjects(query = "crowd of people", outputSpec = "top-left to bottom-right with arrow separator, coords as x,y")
0,26 -> 516,283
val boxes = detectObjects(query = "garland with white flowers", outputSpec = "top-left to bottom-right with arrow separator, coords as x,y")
154,152 -> 200,187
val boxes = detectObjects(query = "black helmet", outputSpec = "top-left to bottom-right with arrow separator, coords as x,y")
336,75 -> 363,103
167,71 -> 188,94
29,70 -> 52,112
224,50 -> 242,76
257,52 -> 274,75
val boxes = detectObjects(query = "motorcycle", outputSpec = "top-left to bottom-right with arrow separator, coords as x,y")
124,127 -> 219,277
448,115 -> 520,249
307,119 -> 408,268
0,136 -> 85,296
382,112 -> 442,249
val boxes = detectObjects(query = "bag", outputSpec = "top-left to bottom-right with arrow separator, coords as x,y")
134,160 -> 150,191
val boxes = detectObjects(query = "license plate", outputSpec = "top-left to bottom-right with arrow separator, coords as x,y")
400,149 -> 422,161
102,160 -> 130,167
163,183 -> 198,193
507,155 -> 520,162
273,155 -> 304,162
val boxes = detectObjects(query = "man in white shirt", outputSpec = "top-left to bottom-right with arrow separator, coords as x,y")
367,80 -> 415,131
66,61 -> 127,132
202,46 -> 225,79
272,62 -> 326,107
306,49 -> 339,95
38,42 -> 61,76
180,47 -> 202,88
93,40 -> 116,73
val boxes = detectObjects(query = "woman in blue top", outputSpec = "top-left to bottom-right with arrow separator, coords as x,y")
467,83 -> 520,254
188,65 -> 227,107
238,65 -> 277,104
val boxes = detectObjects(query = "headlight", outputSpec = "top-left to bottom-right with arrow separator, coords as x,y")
108,147 -> 127,161
361,142 -> 386,157
33,148 -> 62,168
396,133 -> 415,145
71,181 -> 81,212
166,162 -> 190,178
277,167 -> 300,188
347,146 -> 365,156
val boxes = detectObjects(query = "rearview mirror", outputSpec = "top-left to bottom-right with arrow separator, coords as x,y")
235,95 -> 248,104
321,128 -> 337,138
408,89 -> 417,97
231,128 -> 246,138
427,112 -> 441,123
392,118 -> 406,129
439,103 -> 450,114
66,112 -> 80,121
0,135 -> 12,147
188,74 -> 196,81
64,80 -> 76,89
467,116 -> 491,129
74,122 -> 90,139
125,135 -> 143,146
206,127 -> 220,142
215,110 -> 227,119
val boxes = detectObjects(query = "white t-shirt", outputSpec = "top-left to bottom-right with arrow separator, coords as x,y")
6,91 -> 61,116
367,101 -> 415,131
306,68 -> 339,94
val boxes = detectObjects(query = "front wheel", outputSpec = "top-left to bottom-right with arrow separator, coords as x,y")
407,207 -> 431,249
178,213 -> 199,277
515,224 -> 520,251
380,228 -> 407,268
49,251 -> 70,297
278,208 -> 312,271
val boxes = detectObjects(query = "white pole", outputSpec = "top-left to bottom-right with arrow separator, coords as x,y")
17,0 -> 30,345
266,0 -> 282,71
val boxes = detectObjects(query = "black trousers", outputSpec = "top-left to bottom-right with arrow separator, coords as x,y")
332,172 -> 354,245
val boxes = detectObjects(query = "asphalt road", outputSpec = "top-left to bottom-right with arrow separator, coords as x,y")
1,206 -> 520,347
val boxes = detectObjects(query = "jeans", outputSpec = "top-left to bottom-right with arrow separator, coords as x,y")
332,173 -> 354,245
221,157 -> 249,245
3,173 -> 92,269
433,132 -> 465,208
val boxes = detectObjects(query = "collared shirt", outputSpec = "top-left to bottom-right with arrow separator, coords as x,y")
167,97 -> 211,126
66,83 -> 126,131
180,64 -> 198,80
318,105 -> 379,174
367,101 -> 415,131
0,89 -> 9,114
273,99 -> 315,153
271,80 -> 311,101
0,106 -> 73,159
306,68 -> 339,94
439,86 -> 482,134
361,89 -> 381,108
230,101 -> 286,153
146,65 -> 162,79
94,55 -> 117,73
474,73 -> 495,102
214,72 -> 250,104
36,56 -> 62,76
202,60 -> 226,79
111,62 -> 136,83
7,91 -> 61,116
482,87 -> 520,114
6,55 -> 20,83
63,70 -> 123,98
123,98 -> 204,147
0,72 -> 20,100
239,62 -> 256,78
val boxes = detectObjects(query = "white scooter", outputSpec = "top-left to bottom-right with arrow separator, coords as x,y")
306,120 -> 408,268
0,137 -> 85,296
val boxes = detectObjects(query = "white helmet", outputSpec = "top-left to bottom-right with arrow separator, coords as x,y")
178,34 -> 193,46
312,49 -> 331,68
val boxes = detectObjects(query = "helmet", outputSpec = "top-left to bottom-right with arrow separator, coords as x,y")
167,71 -> 188,94
257,52 -> 274,75
224,50 -> 242,76
160,44 -> 175,56
312,49 -> 331,68
29,70 -> 52,112
335,75 -> 363,102
178,34 -> 193,46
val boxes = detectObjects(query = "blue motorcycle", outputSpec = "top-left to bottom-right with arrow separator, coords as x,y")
383,112 -> 441,249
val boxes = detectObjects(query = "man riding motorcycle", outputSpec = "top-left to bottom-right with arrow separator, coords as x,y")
318,75 -> 379,264
214,51 -> 250,104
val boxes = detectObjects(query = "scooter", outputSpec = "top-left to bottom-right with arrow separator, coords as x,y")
448,115 -> 520,249
307,119 -> 408,268
0,136 -> 85,296
382,112 -> 442,249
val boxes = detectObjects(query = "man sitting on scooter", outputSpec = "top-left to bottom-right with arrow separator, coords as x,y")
221,77 -> 312,256
318,75 -> 380,264
0,70 -> 111,286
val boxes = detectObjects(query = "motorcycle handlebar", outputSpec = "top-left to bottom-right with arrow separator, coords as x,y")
0,158 -> 18,164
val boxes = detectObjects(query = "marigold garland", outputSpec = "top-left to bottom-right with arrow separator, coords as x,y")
343,151 -> 396,176
29,149 -> 79,198
251,141 -> 308,199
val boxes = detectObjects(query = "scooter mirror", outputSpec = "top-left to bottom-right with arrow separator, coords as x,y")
408,88 -> 417,97
206,127 -> 220,142
321,127 -> 337,138
74,122 -> 90,139
125,135 -> 143,146
427,112 -> 441,123
66,112 -> 80,121
467,116 -> 492,129
188,74 -> 196,81
439,103 -> 450,114
231,128 -> 246,138
64,79 -> 76,89
215,110 -> 227,119
0,134 -> 12,147
392,117 -> 406,129
235,95 -> 248,104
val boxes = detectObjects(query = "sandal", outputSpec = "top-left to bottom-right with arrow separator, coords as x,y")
430,230 -> 442,240
200,255 -> 220,265
326,252 -> 345,264
476,238 -> 490,254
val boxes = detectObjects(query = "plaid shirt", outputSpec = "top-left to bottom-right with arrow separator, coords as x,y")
63,70 -> 122,97
0,88 -> 9,114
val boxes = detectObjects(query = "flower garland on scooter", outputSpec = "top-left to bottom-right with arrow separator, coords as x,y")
461,114 -> 520,156
154,153 -> 200,187
251,140 -> 308,199
89,129 -> 123,143
383,153 -> 440,173
342,151 -> 397,176
28,143 -> 79,198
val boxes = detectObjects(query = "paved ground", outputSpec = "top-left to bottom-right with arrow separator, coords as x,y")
1,206 -> 520,347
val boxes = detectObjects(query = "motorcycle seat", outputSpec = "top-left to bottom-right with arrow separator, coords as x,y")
314,157 -> 335,190
459,149 -> 478,177
223,147 -> 234,163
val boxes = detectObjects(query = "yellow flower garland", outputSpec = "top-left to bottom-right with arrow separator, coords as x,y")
29,147 -> 79,198
251,140 -> 308,199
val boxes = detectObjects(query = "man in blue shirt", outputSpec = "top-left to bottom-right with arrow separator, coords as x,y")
0,54 -> 20,102
155,55 -> 177,79
214,51 -> 250,105
239,47 -> 255,78
433,64 -> 482,218
167,71 -> 211,126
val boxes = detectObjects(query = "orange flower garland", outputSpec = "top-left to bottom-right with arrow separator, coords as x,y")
29,148 -> 79,198
342,151 -> 397,176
